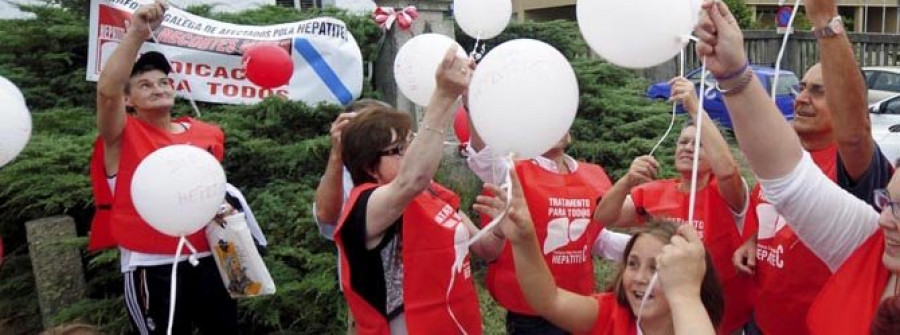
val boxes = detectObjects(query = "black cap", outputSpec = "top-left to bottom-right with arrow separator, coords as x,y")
131,51 -> 172,77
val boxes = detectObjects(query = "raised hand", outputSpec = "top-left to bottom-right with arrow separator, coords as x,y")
694,0 -> 746,78
474,166 -> 535,244
657,224 -> 708,300
129,0 -> 168,39
669,77 -> 700,115
434,46 -> 475,100
625,156 -> 659,189
803,0 -> 839,27
329,112 -> 358,150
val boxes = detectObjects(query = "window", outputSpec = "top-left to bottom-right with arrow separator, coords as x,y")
773,74 -> 799,95
884,97 -> 900,114
872,72 -> 900,92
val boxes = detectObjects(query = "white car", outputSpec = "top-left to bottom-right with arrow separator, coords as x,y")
863,67 -> 900,104
869,95 -> 900,165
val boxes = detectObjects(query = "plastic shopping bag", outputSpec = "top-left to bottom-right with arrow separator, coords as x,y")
206,212 -> 276,298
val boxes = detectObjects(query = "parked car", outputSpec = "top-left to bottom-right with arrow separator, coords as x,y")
869,94 -> 900,165
863,66 -> 900,104
646,65 -> 798,129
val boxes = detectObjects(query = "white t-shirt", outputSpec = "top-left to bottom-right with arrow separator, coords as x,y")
759,151 -> 880,271
312,167 -> 354,240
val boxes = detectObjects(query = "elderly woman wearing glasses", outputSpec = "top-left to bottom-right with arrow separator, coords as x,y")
332,46 -> 504,335
695,1 -> 898,334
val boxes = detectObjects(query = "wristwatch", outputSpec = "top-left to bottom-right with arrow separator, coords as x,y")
812,16 -> 844,39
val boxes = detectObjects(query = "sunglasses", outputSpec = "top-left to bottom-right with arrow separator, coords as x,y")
874,189 -> 900,220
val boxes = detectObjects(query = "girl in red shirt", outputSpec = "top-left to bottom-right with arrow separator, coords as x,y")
476,168 -> 724,335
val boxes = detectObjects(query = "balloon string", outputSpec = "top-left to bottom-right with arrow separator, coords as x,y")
166,236 -> 187,335
771,0 -> 800,100
147,23 -> 203,118
464,154 -> 513,249
469,34 -> 485,61
446,261 -> 469,335
649,48 -> 686,157
688,58 -> 707,226
635,272 -> 659,329
450,153 -> 513,335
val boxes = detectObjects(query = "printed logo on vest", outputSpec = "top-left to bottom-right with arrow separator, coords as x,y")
756,203 -> 787,240
657,217 -> 706,239
544,217 -> 590,265
544,197 -> 594,265
757,244 -> 785,268
434,204 -> 462,230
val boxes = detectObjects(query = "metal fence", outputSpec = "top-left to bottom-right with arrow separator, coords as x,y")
637,30 -> 900,81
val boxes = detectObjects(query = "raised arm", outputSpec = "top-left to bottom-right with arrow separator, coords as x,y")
806,0 -> 873,180
696,0 -> 878,269
694,0 -> 803,180
96,0 -> 167,173
670,77 -> 746,212
594,156 -> 658,226
657,225 -> 717,335
476,168 -> 600,334
364,47 -> 473,243
314,112 -> 357,226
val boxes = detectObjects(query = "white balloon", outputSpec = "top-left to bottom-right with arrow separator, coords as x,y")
131,145 -> 226,237
0,76 -> 25,104
454,0 -> 512,39
577,0 -> 693,69
0,87 -> 31,168
394,33 -> 467,106
468,39 -> 579,159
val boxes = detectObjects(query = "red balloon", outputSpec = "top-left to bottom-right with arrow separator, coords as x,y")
454,105 -> 470,146
242,44 -> 294,89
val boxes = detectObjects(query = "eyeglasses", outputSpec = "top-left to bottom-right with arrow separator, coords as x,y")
874,189 -> 900,220
379,144 -> 406,157
791,82 -> 826,99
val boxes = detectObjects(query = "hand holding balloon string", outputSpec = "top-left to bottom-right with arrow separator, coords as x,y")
140,0 -> 203,118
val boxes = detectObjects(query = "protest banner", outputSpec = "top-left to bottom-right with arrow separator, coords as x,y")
87,0 -> 363,105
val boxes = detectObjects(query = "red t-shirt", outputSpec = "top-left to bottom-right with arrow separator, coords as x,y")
745,144 -> 893,335
808,232 -> 888,335
587,293 -> 637,335
631,176 -> 752,334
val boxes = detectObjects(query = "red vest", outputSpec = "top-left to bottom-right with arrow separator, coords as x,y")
631,177 -> 753,334
485,161 -> 611,314
334,183 -> 482,335
746,145 -> 838,335
88,116 -> 224,253
807,232 -> 887,335
589,293 -> 637,335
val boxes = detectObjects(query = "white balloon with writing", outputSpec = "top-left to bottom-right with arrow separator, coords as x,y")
0,81 -> 31,168
453,0 -> 512,39
577,0 -> 693,69
468,39 -> 579,159
394,33 -> 467,106
131,145 -> 226,237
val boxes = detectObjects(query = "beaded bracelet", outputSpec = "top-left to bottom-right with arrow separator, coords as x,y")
714,62 -> 749,81
715,69 -> 754,96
